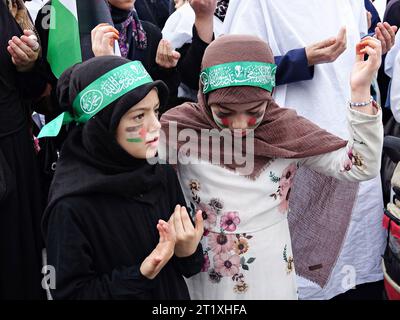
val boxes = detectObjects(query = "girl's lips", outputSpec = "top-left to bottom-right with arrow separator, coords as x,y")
146,137 -> 159,147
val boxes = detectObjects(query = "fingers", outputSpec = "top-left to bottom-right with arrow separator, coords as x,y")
9,36 -> 35,60
20,35 -> 38,51
102,32 -> 119,50
330,27 -> 347,56
23,29 -> 35,37
384,22 -> 396,46
337,26 -> 347,43
91,23 -> 119,56
157,220 -> 167,243
156,39 -> 179,68
361,38 -> 382,69
180,206 -> 194,231
194,210 -> 204,236
173,204 -> 185,235
7,45 -> 20,65
165,40 -> 175,65
376,23 -> 390,53
366,11 -> 372,29
315,37 -> 336,49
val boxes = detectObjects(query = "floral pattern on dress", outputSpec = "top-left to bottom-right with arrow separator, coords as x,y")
204,232 -> 256,294
340,147 -> 366,172
269,163 -> 298,213
188,177 -> 256,294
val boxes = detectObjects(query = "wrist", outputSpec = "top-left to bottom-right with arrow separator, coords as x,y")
195,17 -> 214,44
305,47 -> 314,66
16,61 -> 35,72
175,246 -> 196,258
350,87 -> 371,103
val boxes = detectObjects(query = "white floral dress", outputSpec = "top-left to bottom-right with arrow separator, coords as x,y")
173,107 -> 383,300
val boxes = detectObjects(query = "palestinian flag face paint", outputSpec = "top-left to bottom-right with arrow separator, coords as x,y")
212,111 -> 230,129
247,112 -> 264,129
126,126 -> 147,143
212,111 -> 264,130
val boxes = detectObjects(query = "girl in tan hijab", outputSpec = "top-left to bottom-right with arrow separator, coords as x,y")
161,34 -> 383,299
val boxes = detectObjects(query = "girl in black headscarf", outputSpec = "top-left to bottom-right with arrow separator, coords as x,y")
41,56 -> 204,300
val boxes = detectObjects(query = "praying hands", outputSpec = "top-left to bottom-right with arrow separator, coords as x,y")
7,29 -> 40,72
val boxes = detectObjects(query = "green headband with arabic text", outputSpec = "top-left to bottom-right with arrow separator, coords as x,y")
38,61 -> 153,139
200,61 -> 277,94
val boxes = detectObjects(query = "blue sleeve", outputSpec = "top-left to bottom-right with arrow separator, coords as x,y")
274,48 -> 315,86
364,0 -> 381,35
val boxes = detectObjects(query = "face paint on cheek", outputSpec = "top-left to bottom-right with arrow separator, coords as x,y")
247,114 -> 264,129
125,126 -> 147,143
213,113 -> 230,129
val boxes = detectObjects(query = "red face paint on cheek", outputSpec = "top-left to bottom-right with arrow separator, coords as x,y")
248,117 -> 257,127
212,111 -> 230,129
221,117 -> 230,127
139,127 -> 147,140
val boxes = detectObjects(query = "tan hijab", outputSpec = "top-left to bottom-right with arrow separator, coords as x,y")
161,34 -> 347,179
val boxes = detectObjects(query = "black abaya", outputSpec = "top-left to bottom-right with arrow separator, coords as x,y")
0,1 -> 46,299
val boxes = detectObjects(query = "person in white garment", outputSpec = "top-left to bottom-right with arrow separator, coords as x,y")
25,0 -> 44,21
163,0 -> 224,50
223,0 -> 396,299
160,33 -> 383,300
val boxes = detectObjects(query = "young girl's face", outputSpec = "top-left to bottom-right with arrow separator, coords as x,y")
116,89 -> 161,159
210,101 -> 268,137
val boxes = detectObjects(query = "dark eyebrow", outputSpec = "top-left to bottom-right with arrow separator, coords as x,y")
127,103 -> 160,115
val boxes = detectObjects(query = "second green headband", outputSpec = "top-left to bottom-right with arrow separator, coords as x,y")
200,61 -> 277,94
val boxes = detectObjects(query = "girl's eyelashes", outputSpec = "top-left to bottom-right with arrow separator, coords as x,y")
247,111 -> 264,117
132,113 -> 145,122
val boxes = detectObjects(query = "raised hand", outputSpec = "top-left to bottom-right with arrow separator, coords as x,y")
140,220 -> 176,279
374,22 -> 397,55
305,27 -> 347,66
189,0 -> 217,20
170,205 -> 204,258
350,37 -> 382,115
351,37 -> 382,92
91,23 -> 120,57
155,39 -> 181,69
189,0 -> 217,43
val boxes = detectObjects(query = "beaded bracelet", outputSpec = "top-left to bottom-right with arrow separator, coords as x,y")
349,96 -> 374,107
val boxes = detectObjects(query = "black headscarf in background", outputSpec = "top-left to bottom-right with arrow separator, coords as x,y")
134,0 -> 170,29
110,4 -> 148,59
42,56 -> 169,237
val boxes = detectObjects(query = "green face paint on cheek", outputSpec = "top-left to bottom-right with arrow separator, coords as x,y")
126,126 -> 147,143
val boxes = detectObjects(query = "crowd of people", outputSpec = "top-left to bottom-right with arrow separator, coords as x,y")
1,0 -> 400,300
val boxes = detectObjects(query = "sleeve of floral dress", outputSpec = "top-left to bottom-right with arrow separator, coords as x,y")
299,105 -> 383,182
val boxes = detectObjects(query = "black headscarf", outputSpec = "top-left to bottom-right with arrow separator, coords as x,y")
110,4 -> 148,59
42,56 -> 169,237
